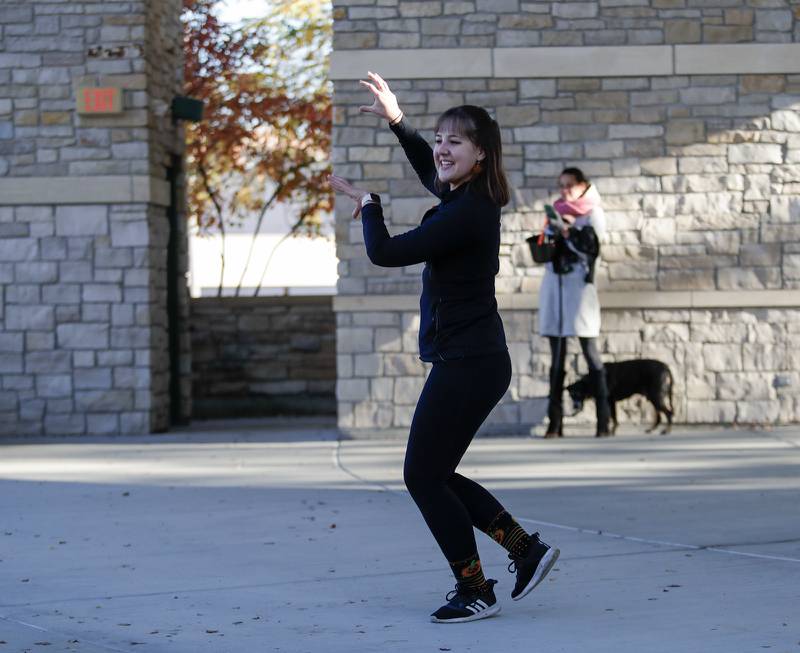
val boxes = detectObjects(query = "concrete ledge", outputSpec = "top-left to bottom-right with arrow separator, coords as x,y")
330,49 -> 492,80
676,44 -> 800,75
0,176 -> 171,206
494,46 -> 672,78
333,290 -> 800,312
331,44 -> 800,80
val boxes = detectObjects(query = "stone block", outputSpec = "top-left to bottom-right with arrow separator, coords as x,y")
55,206 -> 108,236
641,218 -> 675,244
703,25 -> 753,43
0,333 -> 23,353
26,351 -> 71,374
769,196 -> 800,223
755,10 -> 792,32
690,323 -> 748,344
736,400 -> 781,424
119,412 -> 149,435
399,2 -> 442,17
375,327 -> 402,352
703,344 -> 742,372
497,104 -> 541,127
444,2 -> 475,14
394,376 -> 425,404
498,14 -> 552,29
643,323 -> 689,342
519,80 -> 556,98
513,126 -> 559,142
665,19 -> 700,44
686,372 -> 716,400
552,2 -> 597,18
371,377 -> 394,401
76,390 -> 134,412
476,0 -> 517,10
74,368 -> 113,390
640,158 -> 677,176
771,110 -> 800,132
354,353 -> 382,377
717,267 -> 781,290
86,414 -> 120,435
336,379 -> 369,401
665,120 -> 705,145
660,269 -> 715,290
0,238 -> 37,262
729,143 -> 782,164
37,374 -> 72,398
7,305 -> 54,330
44,415 -> 86,436
0,354 -> 23,374
57,324 -> 109,349
110,220 -> 149,247
687,400 -> 736,423
718,373 -> 774,401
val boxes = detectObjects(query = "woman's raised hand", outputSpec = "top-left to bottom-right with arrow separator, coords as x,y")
328,174 -> 369,220
358,71 -> 402,123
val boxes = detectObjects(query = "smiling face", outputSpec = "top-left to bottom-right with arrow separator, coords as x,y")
558,173 -> 588,202
434,126 -> 484,190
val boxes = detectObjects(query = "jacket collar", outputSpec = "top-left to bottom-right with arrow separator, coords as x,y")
441,181 -> 469,204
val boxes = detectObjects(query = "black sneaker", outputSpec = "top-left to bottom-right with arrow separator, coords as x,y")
430,579 -> 501,624
508,533 -> 560,601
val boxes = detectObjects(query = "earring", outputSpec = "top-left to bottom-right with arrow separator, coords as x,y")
471,159 -> 483,174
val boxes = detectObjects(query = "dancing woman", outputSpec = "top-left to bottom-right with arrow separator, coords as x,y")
330,72 -> 560,623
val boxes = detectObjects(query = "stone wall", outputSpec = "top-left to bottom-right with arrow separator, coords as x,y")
336,303 -> 800,431
0,0 -> 190,435
191,297 -> 336,419
331,1 -> 800,434
334,2 -> 798,49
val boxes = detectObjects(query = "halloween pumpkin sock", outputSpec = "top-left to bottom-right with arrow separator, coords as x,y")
449,553 -> 487,591
485,510 -> 531,558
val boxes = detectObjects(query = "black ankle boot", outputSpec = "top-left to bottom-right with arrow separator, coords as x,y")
544,403 -> 563,438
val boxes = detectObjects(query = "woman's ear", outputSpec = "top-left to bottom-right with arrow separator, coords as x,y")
476,148 -> 486,162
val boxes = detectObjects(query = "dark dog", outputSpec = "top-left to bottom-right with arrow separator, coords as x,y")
566,359 -> 674,435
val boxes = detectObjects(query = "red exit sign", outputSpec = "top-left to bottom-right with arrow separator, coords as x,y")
76,86 -> 122,114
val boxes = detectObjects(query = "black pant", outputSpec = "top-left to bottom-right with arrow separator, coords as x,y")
548,336 -> 603,388
548,336 -> 607,428
404,351 -> 512,562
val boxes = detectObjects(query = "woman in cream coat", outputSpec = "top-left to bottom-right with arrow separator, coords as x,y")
538,167 -> 609,437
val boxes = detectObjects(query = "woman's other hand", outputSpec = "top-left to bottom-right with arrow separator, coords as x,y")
561,213 -> 575,237
328,174 -> 369,219
359,71 -> 402,123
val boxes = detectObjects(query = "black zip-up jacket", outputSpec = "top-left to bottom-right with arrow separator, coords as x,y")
361,118 -> 507,362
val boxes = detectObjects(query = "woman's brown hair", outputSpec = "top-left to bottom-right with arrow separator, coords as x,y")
434,105 -> 511,207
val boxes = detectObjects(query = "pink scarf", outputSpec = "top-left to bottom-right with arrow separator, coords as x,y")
553,184 -> 600,217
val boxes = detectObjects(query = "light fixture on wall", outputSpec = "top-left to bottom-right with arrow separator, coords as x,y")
171,96 -> 204,123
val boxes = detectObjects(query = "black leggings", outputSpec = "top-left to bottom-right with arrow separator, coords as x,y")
404,351 -> 512,562
548,336 -> 603,392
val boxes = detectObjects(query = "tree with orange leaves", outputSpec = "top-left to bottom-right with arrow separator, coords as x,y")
182,0 -> 332,295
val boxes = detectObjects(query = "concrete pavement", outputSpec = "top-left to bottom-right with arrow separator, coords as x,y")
1,423 -> 798,652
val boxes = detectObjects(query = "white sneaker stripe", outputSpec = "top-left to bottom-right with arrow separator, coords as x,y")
475,600 -> 487,610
